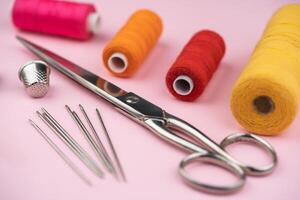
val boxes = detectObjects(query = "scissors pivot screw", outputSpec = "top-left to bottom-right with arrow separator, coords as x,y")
125,96 -> 140,104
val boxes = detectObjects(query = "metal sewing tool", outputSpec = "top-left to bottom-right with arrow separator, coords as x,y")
29,119 -> 92,186
96,108 -> 126,182
37,108 -> 104,178
17,36 -> 277,194
18,60 -> 50,98
65,105 -> 117,177
78,104 -> 118,179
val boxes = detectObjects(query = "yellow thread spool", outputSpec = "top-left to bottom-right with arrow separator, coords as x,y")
231,4 -> 300,135
102,9 -> 163,77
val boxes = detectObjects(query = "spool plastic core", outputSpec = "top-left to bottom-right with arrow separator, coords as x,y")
87,12 -> 101,34
253,96 -> 275,114
108,52 -> 128,73
173,75 -> 194,96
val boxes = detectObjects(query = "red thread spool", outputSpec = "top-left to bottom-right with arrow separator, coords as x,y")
166,30 -> 225,101
12,0 -> 100,40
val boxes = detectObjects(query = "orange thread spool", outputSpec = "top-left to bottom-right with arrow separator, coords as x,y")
102,9 -> 163,77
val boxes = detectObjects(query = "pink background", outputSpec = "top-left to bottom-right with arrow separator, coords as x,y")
1,0 -> 300,199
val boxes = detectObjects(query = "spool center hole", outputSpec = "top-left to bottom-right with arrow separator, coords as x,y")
253,96 -> 274,114
111,57 -> 125,70
95,17 -> 100,27
175,79 -> 191,94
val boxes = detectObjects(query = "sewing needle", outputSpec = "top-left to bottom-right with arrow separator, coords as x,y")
96,108 -> 127,182
29,119 -> 92,186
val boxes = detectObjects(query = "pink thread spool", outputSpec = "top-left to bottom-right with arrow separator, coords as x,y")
12,0 -> 101,40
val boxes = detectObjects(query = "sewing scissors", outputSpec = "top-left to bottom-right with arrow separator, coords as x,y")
17,36 -> 277,194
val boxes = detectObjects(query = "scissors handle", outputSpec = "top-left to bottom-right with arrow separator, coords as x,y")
220,133 -> 278,176
179,133 -> 277,194
143,115 -> 246,194
143,112 -> 277,193
179,151 -> 246,194
160,113 -> 277,174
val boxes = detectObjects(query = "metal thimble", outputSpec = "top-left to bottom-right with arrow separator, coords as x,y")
18,60 -> 51,98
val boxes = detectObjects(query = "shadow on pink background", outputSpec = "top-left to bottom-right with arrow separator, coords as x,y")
1,0 -> 300,199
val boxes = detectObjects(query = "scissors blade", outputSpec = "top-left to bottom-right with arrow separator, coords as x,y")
17,36 -> 166,120
16,36 -> 207,158
16,36 -> 128,105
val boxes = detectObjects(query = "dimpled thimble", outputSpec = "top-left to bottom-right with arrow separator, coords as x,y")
18,60 -> 51,98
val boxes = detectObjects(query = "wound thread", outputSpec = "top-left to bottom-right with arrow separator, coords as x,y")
166,30 -> 225,101
12,0 -> 100,40
231,4 -> 300,135
102,9 -> 163,77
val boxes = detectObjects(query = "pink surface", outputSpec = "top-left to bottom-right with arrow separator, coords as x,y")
1,0 -> 300,199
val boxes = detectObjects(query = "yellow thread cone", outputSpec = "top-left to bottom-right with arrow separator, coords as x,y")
231,4 -> 300,135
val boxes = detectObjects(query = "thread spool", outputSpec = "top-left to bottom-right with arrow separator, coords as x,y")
166,30 -> 225,101
12,0 -> 100,40
231,4 -> 300,135
102,9 -> 163,77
